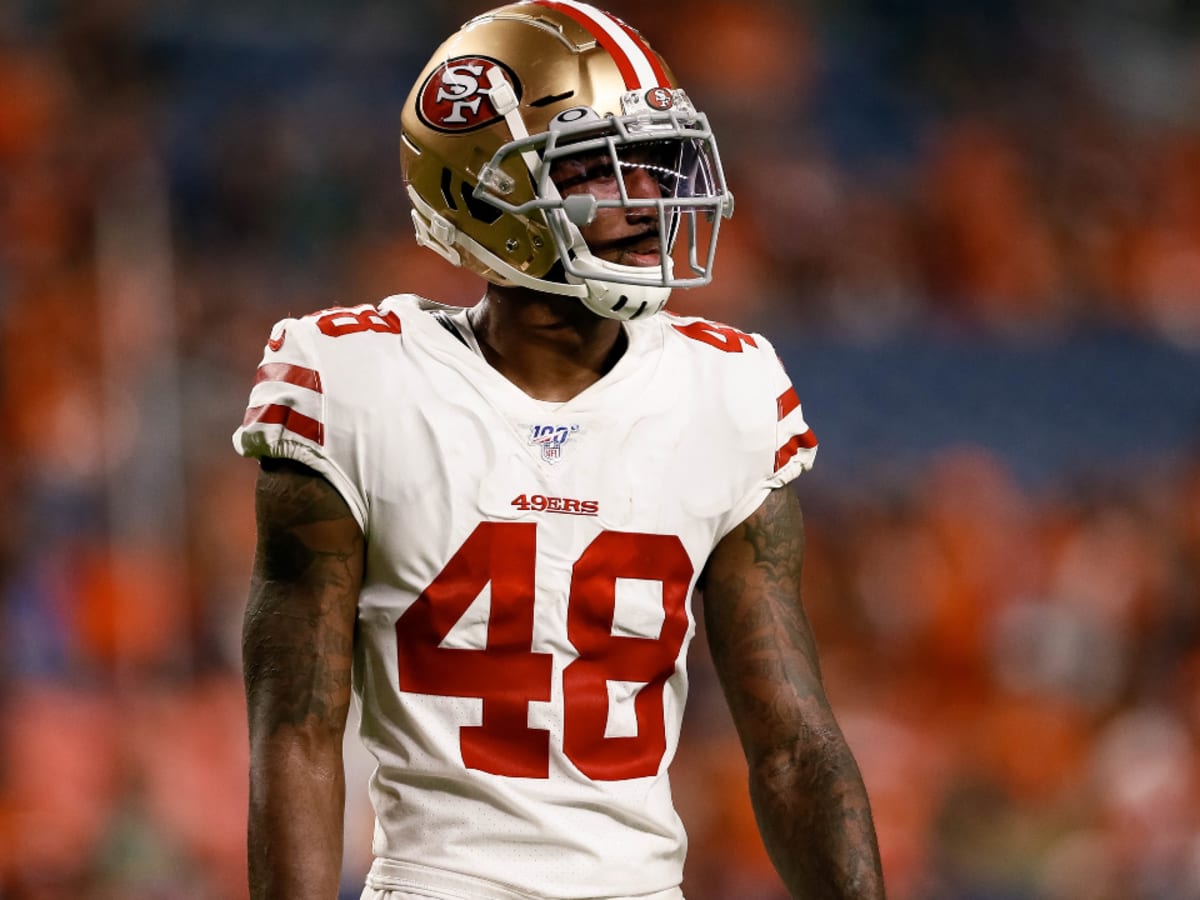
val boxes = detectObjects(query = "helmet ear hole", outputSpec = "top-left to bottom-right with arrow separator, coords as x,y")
440,168 -> 457,210
437,166 -> 503,226
462,185 -> 502,225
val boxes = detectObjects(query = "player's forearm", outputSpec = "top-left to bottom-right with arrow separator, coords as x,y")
748,732 -> 885,900
248,729 -> 347,900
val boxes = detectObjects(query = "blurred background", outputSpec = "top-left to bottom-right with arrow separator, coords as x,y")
2,0 -> 1199,897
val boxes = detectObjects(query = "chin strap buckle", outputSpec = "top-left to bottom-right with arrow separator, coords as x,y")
408,187 -> 462,266
485,67 -> 519,116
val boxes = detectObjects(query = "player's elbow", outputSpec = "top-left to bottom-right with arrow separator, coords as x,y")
249,720 -> 346,783
748,723 -> 854,798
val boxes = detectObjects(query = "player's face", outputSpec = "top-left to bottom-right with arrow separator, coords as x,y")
551,144 -> 668,268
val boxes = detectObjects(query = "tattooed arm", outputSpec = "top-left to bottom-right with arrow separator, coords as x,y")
701,486 -> 885,899
243,457 -> 364,900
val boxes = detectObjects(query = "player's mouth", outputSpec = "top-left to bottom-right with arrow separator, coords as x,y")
597,231 -> 662,267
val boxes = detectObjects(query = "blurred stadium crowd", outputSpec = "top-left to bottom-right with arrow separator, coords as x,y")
1,0 -> 1199,898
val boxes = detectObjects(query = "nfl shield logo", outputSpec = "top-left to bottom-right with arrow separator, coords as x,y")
528,423 -> 579,464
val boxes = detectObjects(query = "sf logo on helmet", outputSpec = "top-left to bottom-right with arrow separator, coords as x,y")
645,88 -> 674,111
416,55 -> 522,133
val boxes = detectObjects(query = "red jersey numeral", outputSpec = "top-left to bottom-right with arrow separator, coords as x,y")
672,320 -> 758,353
563,531 -> 691,780
395,523 -> 693,780
394,523 -> 552,777
313,305 -> 402,337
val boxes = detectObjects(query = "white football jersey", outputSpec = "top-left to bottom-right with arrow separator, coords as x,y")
233,295 -> 817,900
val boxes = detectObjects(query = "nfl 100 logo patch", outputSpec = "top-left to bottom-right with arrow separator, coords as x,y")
528,423 -> 580,464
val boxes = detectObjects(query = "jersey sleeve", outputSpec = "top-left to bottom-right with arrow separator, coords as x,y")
718,336 -> 818,538
766,350 -> 819,488
231,316 -> 369,531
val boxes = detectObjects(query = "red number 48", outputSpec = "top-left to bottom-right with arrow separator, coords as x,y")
395,523 -> 693,781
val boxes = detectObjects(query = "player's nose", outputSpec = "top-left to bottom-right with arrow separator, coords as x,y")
624,165 -> 662,200
623,166 -> 661,225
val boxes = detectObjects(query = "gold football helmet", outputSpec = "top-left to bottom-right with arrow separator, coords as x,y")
400,0 -> 734,319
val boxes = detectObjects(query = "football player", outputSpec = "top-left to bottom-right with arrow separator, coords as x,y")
235,2 -> 886,898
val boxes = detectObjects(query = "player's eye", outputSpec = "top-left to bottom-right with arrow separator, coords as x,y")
552,155 -> 616,193
622,159 -> 683,193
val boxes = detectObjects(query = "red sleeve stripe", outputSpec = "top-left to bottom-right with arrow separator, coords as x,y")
254,362 -> 323,393
242,404 -> 325,446
531,1 -> 668,89
774,430 -> 818,472
777,387 -> 800,420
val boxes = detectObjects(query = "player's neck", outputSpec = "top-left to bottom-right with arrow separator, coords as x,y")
470,286 -> 627,402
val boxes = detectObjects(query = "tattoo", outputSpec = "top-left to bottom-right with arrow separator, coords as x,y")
702,486 -> 885,898
705,488 -> 821,731
243,458 -> 363,734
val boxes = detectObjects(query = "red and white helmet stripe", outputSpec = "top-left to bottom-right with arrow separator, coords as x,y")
531,0 -> 670,89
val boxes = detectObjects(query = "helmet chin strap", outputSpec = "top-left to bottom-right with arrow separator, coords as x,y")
563,244 -> 673,320
408,186 -> 583,297
577,277 -> 672,321
411,180 -> 672,318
